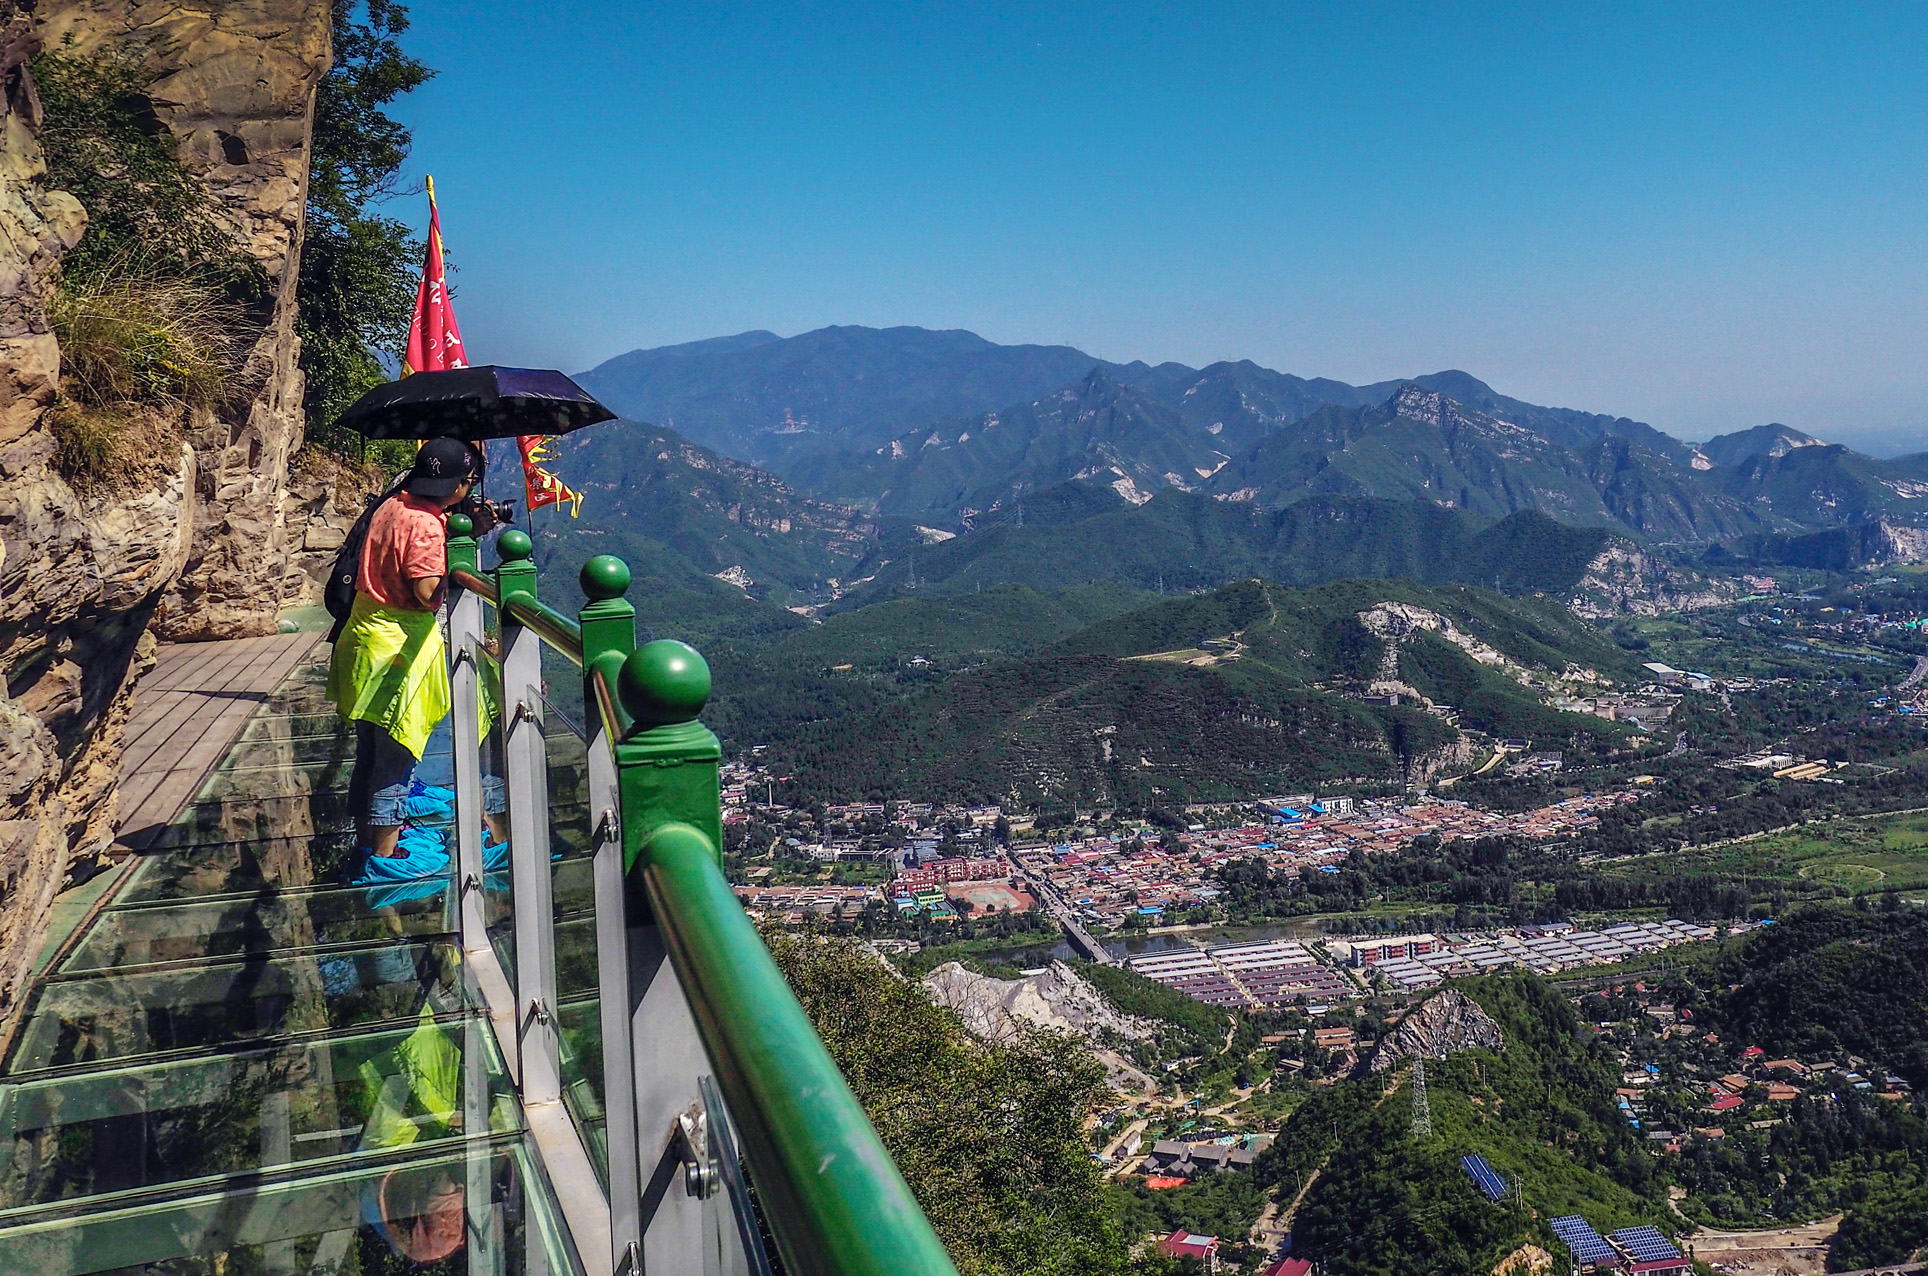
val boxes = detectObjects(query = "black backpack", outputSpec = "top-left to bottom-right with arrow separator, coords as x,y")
324,488 -> 401,639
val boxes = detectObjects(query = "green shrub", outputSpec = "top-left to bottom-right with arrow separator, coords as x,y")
32,41 -> 261,479
32,41 -> 264,296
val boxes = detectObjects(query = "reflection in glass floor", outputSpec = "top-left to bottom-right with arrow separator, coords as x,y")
0,644 -> 582,1275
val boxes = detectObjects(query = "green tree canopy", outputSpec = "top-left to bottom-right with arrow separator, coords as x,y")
298,0 -> 432,453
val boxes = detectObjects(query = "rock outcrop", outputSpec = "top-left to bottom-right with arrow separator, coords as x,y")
1568,541 -> 1738,618
0,0 -> 329,1008
923,959 -> 1156,1089
1367,988 -> 1505,1073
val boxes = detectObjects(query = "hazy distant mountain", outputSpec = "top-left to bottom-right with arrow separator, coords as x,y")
1400,370 -> 1698,466
1696,423 -> 1827,468
576,326 -> 1123,466
1704,443 -> 1928,528
574,324 -> 1693,474
1133,359 -> 1390,450
526,419 -> 883,610
561,326 -> 1928,620
788,368 -> 1228,518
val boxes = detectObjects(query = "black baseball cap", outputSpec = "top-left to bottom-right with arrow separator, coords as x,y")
406,438 -> 481,498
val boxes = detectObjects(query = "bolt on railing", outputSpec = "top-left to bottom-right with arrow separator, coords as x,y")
444,521 -> 958,1276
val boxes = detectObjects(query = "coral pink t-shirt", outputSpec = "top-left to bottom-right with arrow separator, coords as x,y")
357,493 -> 448,609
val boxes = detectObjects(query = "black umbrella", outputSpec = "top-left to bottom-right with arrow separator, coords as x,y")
334,365 -> 617,441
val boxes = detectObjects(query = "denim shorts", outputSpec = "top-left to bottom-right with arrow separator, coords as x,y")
368,715 -> 505,825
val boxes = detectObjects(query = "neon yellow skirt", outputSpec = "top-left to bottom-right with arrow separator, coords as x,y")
327,594 -> 451,760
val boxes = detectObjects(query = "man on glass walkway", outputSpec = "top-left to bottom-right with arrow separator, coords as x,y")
328,437 -> 481,872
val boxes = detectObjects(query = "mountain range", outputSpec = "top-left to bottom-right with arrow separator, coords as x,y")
531,325 -> 1928,646
575,326 -> 1928,553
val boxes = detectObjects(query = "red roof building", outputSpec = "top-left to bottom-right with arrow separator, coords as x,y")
1158,1231 -> 1221,1270
1258,1260 -> 1313,1276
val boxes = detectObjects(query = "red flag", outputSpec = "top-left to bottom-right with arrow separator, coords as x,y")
402,179 -> 583,515
516,434 -> 585,517
403,177 -> 467,375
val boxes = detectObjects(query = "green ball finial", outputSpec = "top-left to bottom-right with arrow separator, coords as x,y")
620,639 -> 711,727
497,529 -> 534,562
580,554 -> 631,601
446,512 -> 474,537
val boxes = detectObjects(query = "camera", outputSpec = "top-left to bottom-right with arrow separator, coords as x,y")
454,494 -> 517,531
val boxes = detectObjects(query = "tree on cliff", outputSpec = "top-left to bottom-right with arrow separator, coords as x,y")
298,0 -> 432,454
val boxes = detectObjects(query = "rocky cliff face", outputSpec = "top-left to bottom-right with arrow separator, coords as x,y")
0,0 -> 328,1008
40,0 -> 332,638
1367,987 -> 1505,1073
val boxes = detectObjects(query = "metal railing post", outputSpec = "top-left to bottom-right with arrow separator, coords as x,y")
577,555 -> 643,1274
446,513 -> 489,956
495,529 -> 562,1107
610,641 -> 729,1272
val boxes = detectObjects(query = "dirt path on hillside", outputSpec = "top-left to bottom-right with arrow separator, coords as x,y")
1683,1216 -> 1840,1276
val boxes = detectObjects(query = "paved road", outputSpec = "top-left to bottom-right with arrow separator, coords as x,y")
1899,654 -> 1928,692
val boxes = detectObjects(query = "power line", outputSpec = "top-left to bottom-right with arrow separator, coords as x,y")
1411,1058 -> 1432,1138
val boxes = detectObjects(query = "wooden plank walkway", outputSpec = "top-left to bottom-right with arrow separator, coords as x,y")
113,633 -> 323,853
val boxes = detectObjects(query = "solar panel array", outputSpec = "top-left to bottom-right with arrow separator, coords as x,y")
1611,1225 -> 1683,1263
1549,1216 -> 1616,1266
1458,1153 -> 1506,1202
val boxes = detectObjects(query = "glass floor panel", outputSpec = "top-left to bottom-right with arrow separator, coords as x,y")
236,710 -> 349,740
149,792 -> 357,849
117,831 -> 359,901
0,1134 -> 578,1276
7,941 -> 468,1073
211,732 -> 367,772
0,642 -> 583,1272
0,1015 -> 517,1214
62,883 -> 454,972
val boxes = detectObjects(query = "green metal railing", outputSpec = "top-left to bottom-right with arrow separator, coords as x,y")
444,517 -> 957,1276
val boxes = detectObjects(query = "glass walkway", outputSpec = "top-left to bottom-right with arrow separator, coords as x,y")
0,525 -> 956,1276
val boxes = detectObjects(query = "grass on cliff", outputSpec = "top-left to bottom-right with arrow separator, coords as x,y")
50,257 -> 244,411
47,257 -> 248,483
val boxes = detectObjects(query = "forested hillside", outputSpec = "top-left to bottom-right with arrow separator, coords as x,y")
765,932 -> 1156,1276
1260,974 -> 1672,1276
765,578 -> 1632,805
839,487 -> 1616,602
1712,906 -> 1928,1087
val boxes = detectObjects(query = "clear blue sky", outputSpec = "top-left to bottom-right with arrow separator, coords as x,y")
391,2 -> 1928,452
